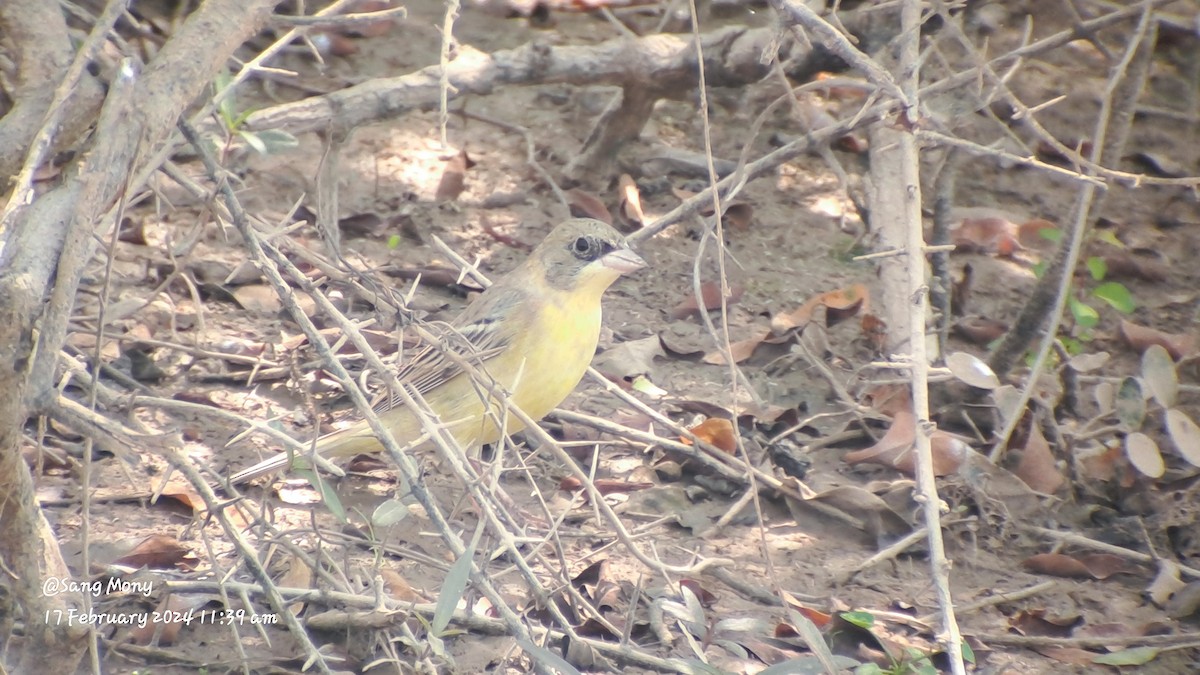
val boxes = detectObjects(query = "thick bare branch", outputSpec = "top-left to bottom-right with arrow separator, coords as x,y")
245,26 -> 797,136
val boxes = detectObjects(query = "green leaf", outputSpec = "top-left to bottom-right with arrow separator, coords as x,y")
1093,646 -> 1159,666
961,640 -> 976,664
1085,256 -> 1107,281
515,638 -> 583,675
252,128 -> 299,154
1096,229 -> 1125,248
1039,227 -> 1063,243
239,130 -> 267,155
1093,281 -> 1135,313
371,500 -> 409,528
787,609 -> 840,675
1068,297 -> 1099,328
387,234 -> 403,249
1060,336 -> 1083,355
214,70 -> 236,126
432,532 -> 480,636
839,610 -> 875,629
1031,261 -> 1048,279
295,469 -> 347,524
1115,376 -> 1147,430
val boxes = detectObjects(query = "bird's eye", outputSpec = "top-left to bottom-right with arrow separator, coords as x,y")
572,236 -> 594,258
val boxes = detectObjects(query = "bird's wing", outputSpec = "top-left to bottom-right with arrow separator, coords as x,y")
372,284 -> 527,413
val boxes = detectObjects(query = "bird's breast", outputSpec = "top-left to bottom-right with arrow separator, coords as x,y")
503,292 -> 602,420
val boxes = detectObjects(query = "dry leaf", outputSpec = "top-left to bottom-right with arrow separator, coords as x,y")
1125,432 -> 1164,478
670,282 -> 744,320
617,174 -> 645,228
1141,344 -> 1178,408
951,263 -> 973,316
1147,559 -> 1187,608
702,329 -> 768,365
591,336 -> 663,381
279,554 -> 314,614
130,594 -> 202,646
1022,552 -> 1128,580
723,203 -> 753,231
434,149 -> 473,202
952,316 -> 1008,345
380,568 -> 423,603
945,351 -> 1001,389
772,283 -> 870,334
230,284 -> 282,314
113,535 -> 194,570
952,216 -> 1024,256
1102,251 -> 1168,282
684,418 -> 738,454
843,411 -> 968,476
1015,423 -> 1064,494
1119,320 -> 1196,360
1164,409 -> 1200,467
1010,608 -> 1082,637
566,188 -> 613,224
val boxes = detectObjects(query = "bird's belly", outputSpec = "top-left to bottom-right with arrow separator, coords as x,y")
450,299 -> 600,447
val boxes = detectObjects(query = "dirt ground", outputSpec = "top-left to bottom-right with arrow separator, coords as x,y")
29,1 -> 1200,673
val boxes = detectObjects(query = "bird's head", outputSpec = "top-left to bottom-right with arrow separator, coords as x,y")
534,218 -> 645,295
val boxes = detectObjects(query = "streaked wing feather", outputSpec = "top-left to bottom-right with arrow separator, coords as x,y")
373,286 -> 525,413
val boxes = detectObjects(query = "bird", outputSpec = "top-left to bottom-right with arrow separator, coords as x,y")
230,218 -> 645,484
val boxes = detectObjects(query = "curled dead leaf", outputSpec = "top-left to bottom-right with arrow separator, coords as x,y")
617,174 -> 646,228
683,418 -> 738,454
566,188 -> 613,224
113,534 -> 195,570
843,410 -> 968,477
702,329 -> 768,365
951,316 -> 1008,345
772,283 -> 870,335
671,282 -> 744,320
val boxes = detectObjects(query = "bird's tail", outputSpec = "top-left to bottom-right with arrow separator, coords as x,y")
228,426 -> 382,484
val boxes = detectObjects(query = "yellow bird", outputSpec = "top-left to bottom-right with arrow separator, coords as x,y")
231,218 -> 645,484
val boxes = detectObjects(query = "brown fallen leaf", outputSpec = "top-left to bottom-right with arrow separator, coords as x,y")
771,283 -> 871,334
434,148 -> 474,202
952,316 -> 1009,345
843,410 -> 969,477
566,188 -> 612,224
683,417 -> 738,454
951,263 -> 973,316
1014,423 -> 1064,494
813,71 -> 870,101
1119,320 -> 1197,360
723,202 -> 753,231
380,568 -> 424,603
113,534 -> 195,570
130,594 -> 203,646
1010,608 -> 1083,637
1022,552 -> 1129,580
670,282 -> 744,320
559,477 -> 654,497
1102,251 -> 1168,283
952,216 -> 1024,256
702,329 -> 769,365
